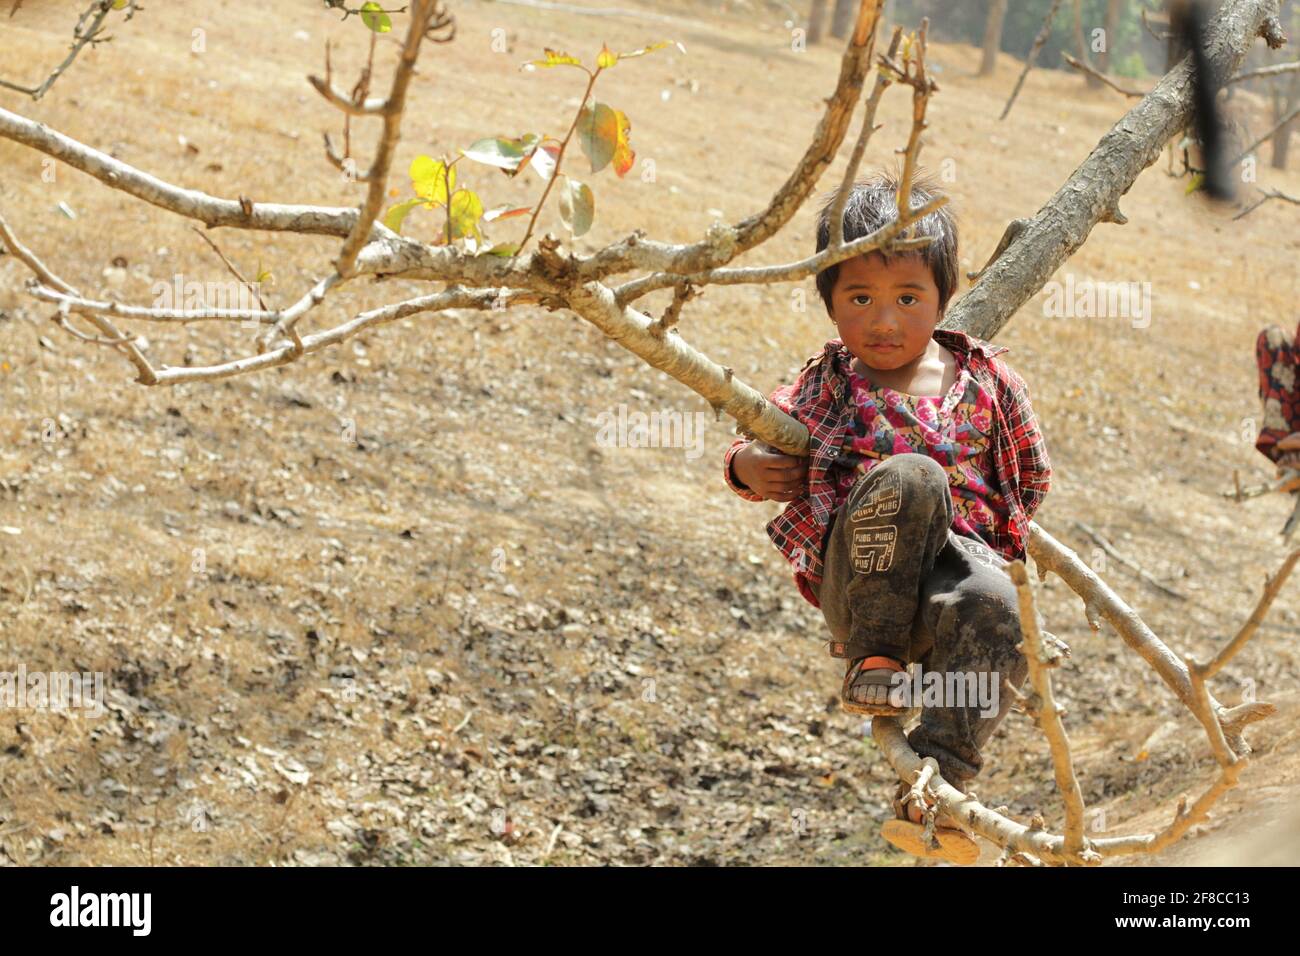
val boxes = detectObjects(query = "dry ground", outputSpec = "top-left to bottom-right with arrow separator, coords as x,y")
1,0 -> 1298,866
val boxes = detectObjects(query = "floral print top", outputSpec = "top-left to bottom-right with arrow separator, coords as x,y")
1257,321 -> 1300,466
832,358 -> 1011,546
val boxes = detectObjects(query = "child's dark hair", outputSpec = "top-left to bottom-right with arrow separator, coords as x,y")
813,167 -> 959,319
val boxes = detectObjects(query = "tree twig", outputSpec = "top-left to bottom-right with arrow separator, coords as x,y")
1000,0 -> 1066,121
0,0 -> 140,101
1062,52 -> 1146,98
1071,519 -> 1189,601
1232,185 -> 1300,219
1228,59 -> 1300,83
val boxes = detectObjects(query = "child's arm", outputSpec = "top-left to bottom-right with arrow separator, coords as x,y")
723,437 -> 767,501
722,379 -> 803,501
999,366 -> 1052,519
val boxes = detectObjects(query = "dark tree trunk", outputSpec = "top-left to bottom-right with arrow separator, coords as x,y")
980,0 -> 1009,77
1075,0 -> 1103,88
808,0 -> 830,45
830,0 -> 856,39
1097,0 -> 1125,75
1271,70 -> 1299,169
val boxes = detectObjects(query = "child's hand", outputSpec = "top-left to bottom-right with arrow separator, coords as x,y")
732,442 -> 809,502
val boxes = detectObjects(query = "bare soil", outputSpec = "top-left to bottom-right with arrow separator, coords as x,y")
1,0 -> 1298,866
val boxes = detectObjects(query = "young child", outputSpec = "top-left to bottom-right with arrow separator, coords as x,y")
1256,321 -> 1300,489
722,169 -> 1053,838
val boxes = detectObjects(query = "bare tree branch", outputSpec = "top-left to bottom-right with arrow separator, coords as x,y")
335,0 -> 449,278
1071,519 -> 1189,600
1199,549 -> 1300,679
1231,100 -> 1300,164
0,0 -> 141,101
1228,58 -> 1300,83
1232,184 -> 1300,218
0,0 -> 1291,865
1007,561 -> 1092,862
1000,0 -> 1066,120
1062,52 -> 1147,97
953,0 -> 1287,341
0,209 -> 155,382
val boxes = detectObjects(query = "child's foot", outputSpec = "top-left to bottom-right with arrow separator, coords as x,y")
882,781 -> 980,865
840,655 -> 907,716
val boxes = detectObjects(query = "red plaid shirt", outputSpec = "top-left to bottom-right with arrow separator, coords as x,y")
722,329 -> 1052,608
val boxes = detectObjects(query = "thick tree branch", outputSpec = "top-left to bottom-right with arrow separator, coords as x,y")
1007,561 -> 1091,861
951,0 -> 1287,341
0,105 -> 361,236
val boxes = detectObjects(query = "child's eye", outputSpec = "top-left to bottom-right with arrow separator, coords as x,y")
852,295 -> 871,306
899,294 -> 918,306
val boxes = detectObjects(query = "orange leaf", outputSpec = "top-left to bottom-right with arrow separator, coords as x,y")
611,108 -> 634,178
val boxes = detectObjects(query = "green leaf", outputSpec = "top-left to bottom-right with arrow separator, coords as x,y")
448,188 -> 484,240
382,198 -> 427,234
360,2 -> 392,33
577,102 -> 618,175
1184,173 -> 1205,195
410,155 -> 455,206
484,242 -> 521,257
557,176 -> 594,237
460,137 -> 528,173
112,0 -> 130,9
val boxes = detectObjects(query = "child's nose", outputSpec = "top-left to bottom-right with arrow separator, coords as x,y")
869,309 -> 902,330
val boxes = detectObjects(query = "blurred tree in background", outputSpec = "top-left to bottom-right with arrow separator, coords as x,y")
872,0 -> 1158,77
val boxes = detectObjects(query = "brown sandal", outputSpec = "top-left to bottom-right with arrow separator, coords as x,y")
881,780 -> 980,865
840,655 -> 907,716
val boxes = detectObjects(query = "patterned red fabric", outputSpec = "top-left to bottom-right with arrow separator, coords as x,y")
1256,321 -> 1300,465
722,329 -> 1052,609
835,356 -> 1011,546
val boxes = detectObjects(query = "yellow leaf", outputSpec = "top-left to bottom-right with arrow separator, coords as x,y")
382,197 -> 427,234
448,188 -> 484,240
411,156 -> 454,206
611,107 -> 634,178
525,48 -> 584,70
596,44 -> 618,69
619,40 -> 681,59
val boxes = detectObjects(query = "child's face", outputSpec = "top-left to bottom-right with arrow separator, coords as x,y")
827,251 -> 942,371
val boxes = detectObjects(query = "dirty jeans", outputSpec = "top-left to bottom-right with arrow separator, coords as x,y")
809,453 -> 1034,789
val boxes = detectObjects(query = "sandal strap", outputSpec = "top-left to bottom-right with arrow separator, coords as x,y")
854,655 -> 905,673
